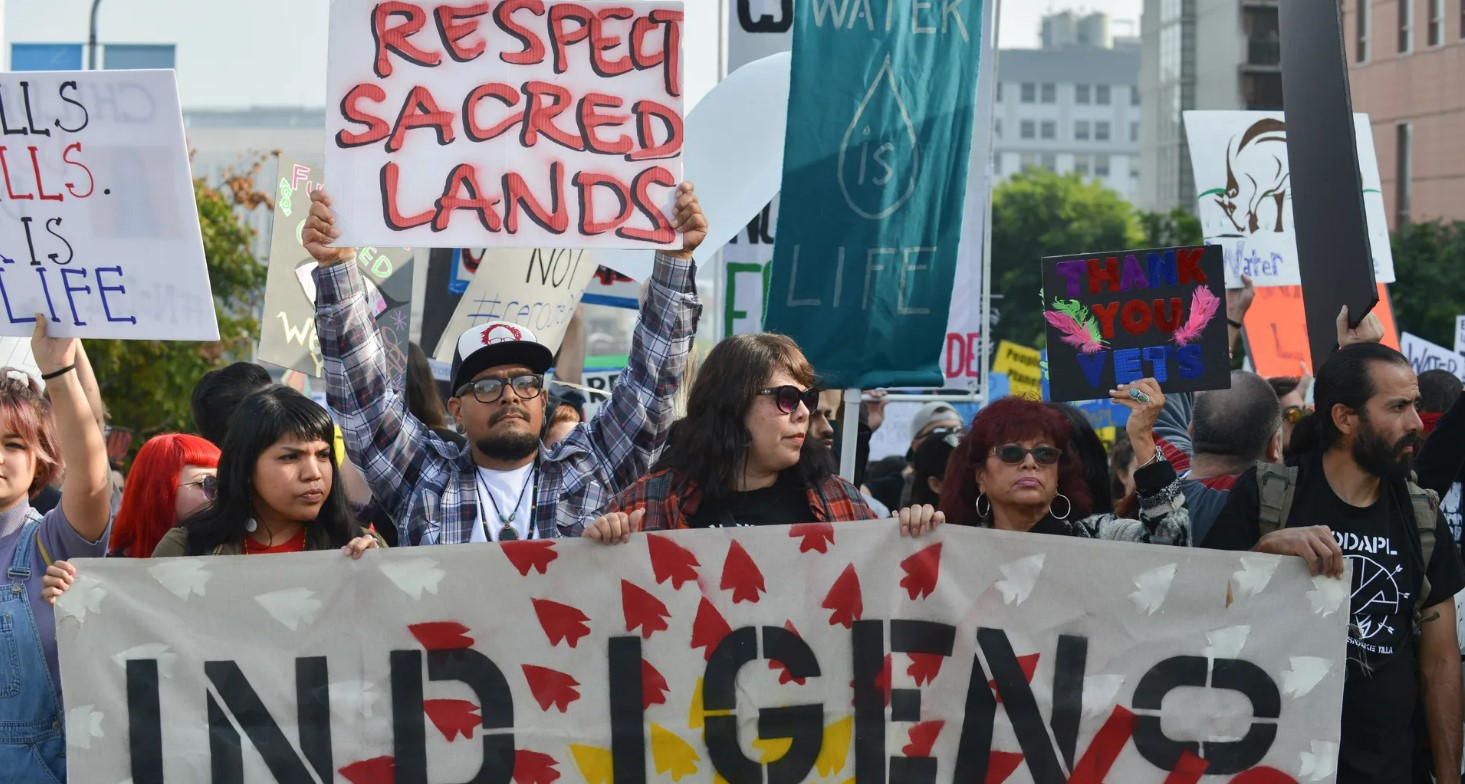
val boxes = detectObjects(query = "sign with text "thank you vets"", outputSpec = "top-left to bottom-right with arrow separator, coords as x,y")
1042,244 -> 1230,403
762,0 -> 986,389
58,524 -> 1346,783
325,0 -> 684,249
0,70 -> 214,340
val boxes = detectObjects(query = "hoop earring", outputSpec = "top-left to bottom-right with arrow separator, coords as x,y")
1049,493 -> 1072,521
975,493 -> 991,518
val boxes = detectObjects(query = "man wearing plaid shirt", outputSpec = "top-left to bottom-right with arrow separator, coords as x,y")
302,183 -> 707,545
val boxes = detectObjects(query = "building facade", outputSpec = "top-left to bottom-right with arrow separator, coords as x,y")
1345,0 -> 1465,228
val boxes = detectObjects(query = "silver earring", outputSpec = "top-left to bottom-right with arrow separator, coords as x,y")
245,518 -> 258,533
975,493 -> 991,517
1049,493 -> 1072,521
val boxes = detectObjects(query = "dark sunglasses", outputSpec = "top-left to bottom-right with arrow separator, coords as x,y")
757,385 -> 820,415
457,374 -> 545,404
1282,405 -> 1311,424
180,475 -> 218,501
991,444 -> 1063,466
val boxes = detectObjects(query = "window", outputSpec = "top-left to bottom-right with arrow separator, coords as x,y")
1131,160 -> 1141,179
1040,83 -> 1056,103
1020,120 -> 1035,139
1041,153 -> 1057,171
1095,157 -> 1111,178
1130,122 -> 1139,142
1041,121 -> 1056,140
103,44 -> 175,69
1131,86 -> 1140,106
993,155 -> 1002,175
1075,155 -> 1091,177
1399,0 -> 1413,54
1096,85 -> 1111,105
10,44 -> 83,71
1096,121 -> 1111,141
994,119 -> 1002,138
1021,82 -> 1036,102
1075,84 -> 1091,104
1020,153 -> 1040,169
997,82 -> 1004,101
1397,122 -> 1413,225
1356,0 -> 1370,62
1428,0 -> 1444,46
1075,120 -> 1091,140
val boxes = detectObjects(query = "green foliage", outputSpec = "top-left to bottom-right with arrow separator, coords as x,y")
1136,207 -> 1203,248
991,168 -> 1142,347
1387,220 -> 1465,345
86,179 -> 268,441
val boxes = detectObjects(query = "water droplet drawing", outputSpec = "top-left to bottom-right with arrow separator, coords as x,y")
837,56 -> 921,220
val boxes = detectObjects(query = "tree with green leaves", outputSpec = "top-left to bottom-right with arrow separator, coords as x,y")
1387,220 -> 1465,346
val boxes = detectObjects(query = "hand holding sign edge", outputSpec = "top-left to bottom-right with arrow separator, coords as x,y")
664,181 -> 706,262
303,189 -> 356,267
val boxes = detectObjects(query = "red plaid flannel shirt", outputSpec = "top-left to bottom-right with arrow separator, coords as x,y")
610,469 -> 876,530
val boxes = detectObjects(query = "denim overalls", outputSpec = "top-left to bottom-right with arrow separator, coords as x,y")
0,514 -> 66,783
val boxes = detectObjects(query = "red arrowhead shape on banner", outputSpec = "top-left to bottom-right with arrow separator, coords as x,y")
1161,750 -> 1210,784
821,564 -> 863,628
907,652 -> 945,686
642,659 -> 669,710
690,597 -> 732,662
851,654 -> 892,708
719,541 -> 766,604
340,756 -> 396,784
1068,705 -> 1138,784
986,751 -> 1024,784
902,720 -> 945,757
647,533 -> 700,589
898,543 -> 942,601
988,653 -> 1039,703
621,580 -> 671,639
423,699 -> 481,741
769,621 -> 807,685
531,598 -> 591,648
408,621 -> 474,651
522,665 -> 582,712
513,749 -> 562,784
789,522 -> 835,553
502,540 -> 558,576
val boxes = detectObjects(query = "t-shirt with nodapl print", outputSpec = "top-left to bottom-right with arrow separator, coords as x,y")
687,472 -> 811,529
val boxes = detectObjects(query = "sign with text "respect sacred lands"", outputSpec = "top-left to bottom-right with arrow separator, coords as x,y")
0,71 -> 213,340
325,0 -> 684,250
58,524 -> 1348,783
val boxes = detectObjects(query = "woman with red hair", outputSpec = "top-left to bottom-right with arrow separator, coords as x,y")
939,379 -> 1189,544
108,433 -> 220,557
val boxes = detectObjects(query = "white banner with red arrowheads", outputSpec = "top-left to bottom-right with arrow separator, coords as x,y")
57,523 -> 1348,783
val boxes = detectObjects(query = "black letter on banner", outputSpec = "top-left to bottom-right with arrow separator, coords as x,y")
705,626 -> 822,784
1133,656 -> 1279,775
975,628 -> 1065,784
851,619 -> 887,783
430,649 -> 516,783
1050,635 -> 1087,770
952,641 -> 999,782
391,650 -> 428,782
736,0 -> 793,32
888,620 -> 956,783
608,636 -> 647,783
203,657 -> 333,783
1132,655 -> 1207,771
705,627 -> 760,783
125,659 -> 164,783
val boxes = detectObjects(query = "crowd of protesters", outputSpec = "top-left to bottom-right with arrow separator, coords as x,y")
1,186 -> 1461,784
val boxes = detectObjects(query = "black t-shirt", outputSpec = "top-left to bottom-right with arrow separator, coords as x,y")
1205,453 -> 1465,784
687,472 -> 811,529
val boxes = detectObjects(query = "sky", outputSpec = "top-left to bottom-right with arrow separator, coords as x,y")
997,0 -> 1144,48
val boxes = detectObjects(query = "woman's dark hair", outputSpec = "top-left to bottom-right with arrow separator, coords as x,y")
406,342 -> 450,429
938,396 -> 1094,527
1418,369 -> 1462,414
1290,343 -> 1412,456
191,361 -> 272,447
654,333 -> 825,504
910,428 -> 958,507
178,386 -> 361,554
1108,429 -> 1135,499
1049,403 -> 1113,515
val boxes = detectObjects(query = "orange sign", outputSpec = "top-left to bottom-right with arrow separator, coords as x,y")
1243,283 -> 1399,377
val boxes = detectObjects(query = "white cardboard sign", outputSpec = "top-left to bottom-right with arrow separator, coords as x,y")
1454,315 -> 1465,355
325,0 -> 684,250
432,248 -> 597,363
1402,331 -> 1465,381
0,70 -> 214,339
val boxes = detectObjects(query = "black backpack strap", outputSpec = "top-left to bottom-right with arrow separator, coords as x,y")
1406,475 -> 1441,622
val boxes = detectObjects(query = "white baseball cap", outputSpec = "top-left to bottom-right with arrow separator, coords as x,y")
450,321 -> 554,394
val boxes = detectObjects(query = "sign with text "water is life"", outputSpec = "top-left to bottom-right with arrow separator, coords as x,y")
0,71 -> 214,340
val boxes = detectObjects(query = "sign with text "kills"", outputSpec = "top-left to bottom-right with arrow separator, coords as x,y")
1042,245 -> 1231,403
325,0 -> 684,250
0,70 -> 214,340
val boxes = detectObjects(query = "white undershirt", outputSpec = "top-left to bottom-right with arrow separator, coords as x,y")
469,463 -> 535,542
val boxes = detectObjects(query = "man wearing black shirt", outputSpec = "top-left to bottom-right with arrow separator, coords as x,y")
1205,343 -> 1464,784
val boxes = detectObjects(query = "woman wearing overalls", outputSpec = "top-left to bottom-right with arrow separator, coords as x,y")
0,320 -> 113,782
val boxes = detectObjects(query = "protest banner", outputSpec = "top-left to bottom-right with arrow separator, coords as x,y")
1183,111 -> 1395,290
1242,283 -> 1400,378
1041,245 -> 1230,403
1455,315 -> 1465,355
582,264 -> 641,309
762,0 -> 987,389
1401,332 -> 1465,382
0,70 -> 215,340
259,157 -> 414,385
431,248 -> 597,363
324,0 -> 685,249
58,523 -> 1347,782
991,340 -> 1042,400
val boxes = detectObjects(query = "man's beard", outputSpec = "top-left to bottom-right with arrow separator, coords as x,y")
1352,415 -> 1423,481
477,431 -> 539,461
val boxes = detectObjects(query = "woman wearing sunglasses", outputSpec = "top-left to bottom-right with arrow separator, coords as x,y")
938,378 -> 1190,544
106,433 -> 220,557
586,333 -> 941,540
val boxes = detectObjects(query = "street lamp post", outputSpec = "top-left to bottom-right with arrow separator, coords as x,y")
87,0 -> 104,69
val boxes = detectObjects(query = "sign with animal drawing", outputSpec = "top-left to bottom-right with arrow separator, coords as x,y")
1041,244 -> 1231,403
1182,111 -> 1395,289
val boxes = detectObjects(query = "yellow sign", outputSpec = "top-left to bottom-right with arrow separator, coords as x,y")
993,341 -> 1043,399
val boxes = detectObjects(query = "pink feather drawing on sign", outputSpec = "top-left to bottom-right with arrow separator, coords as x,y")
1044,311 -> 1107,355
1172,286 -> 1221,347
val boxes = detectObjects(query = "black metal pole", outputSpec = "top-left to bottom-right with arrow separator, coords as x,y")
88,0 -> 103,69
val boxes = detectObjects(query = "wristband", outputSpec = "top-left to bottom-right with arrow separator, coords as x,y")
41,364 -> 76,381
1226,318 -> 1243,329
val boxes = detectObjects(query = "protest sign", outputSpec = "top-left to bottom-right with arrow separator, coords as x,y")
1455,315 -> 1465,355
991,340 -> 1042,400
582,264 -> 640,309
1183,112 -> 1395,289
431,248 -> 597,363
0,70 -> 215,340
762,0 -> 987,389
1401,332 -> 1465,382
324,0 -> 685,249
0,337 -> 40,381
58,523 -> 1347,783
1242,283 -> 1400,378
1042,245 -> 1230,403
259,157 -> 414,385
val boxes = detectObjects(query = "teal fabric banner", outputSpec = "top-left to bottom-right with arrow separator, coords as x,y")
763,0 -> 986,389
